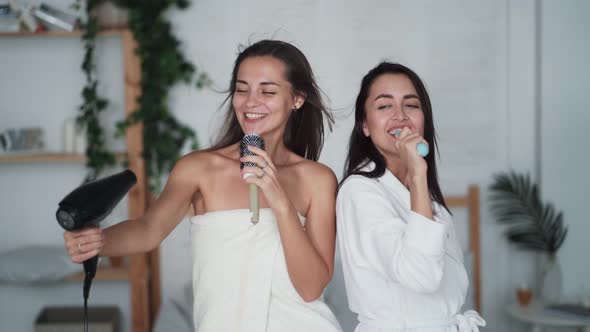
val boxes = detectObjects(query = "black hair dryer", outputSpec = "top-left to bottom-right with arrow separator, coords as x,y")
56,169 -> 137,300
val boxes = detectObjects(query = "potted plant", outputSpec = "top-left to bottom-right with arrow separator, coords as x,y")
489,171 -> 568,302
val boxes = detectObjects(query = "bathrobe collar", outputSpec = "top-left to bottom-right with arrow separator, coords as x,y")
359,161 -> 411,208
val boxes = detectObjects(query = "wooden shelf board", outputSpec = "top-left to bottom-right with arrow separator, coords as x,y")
65,266 -> 129,281
0,29 -> 125,37
0,152 -> 127,163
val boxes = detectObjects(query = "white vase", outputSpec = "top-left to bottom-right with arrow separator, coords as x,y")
539,253 -> 562,303
93,3 -> 128,29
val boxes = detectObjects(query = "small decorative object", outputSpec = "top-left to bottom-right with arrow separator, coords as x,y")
0,4 -> 20,32
0,130 -> 10,152
489,171 -> 568,303
517,283 -> 533,307
93,2 -> 127,28
539,253 -> 563,303
7,0 -> 39,32
74,125 -> 87,155
0,127 -> 45,152
33,3 -> 78,31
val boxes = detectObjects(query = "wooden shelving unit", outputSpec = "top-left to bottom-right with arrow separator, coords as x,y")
1,28 -> 158,332
0,152 -> 127,163
0,28 -> 124,37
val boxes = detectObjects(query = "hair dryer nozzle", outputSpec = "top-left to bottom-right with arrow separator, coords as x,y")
56,169 -> 137,231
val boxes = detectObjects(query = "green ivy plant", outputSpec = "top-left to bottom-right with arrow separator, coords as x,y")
74,0 -> 210,191
75,0 -> 115,182
489,171 -> 568,255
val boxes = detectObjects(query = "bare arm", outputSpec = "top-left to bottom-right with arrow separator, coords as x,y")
64,154 -> 201,263
241,147 -> 337,302
274,165 -> 337,302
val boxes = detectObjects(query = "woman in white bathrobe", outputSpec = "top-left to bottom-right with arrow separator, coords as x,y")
336,62 -> 485,332
62,40 -> 342,332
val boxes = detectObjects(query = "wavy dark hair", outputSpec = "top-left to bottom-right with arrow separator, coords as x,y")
211,40 -> 333,161
342,62 -> 449,213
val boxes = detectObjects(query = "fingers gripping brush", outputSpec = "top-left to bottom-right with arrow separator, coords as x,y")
393,129 -> 429,157
240,134 -> 265,224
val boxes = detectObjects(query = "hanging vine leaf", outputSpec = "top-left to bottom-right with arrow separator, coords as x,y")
76,0 -> 115,182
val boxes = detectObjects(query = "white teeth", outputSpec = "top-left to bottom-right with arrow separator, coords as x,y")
245,113 -> 266,119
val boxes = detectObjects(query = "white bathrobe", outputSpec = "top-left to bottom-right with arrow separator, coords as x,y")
190,208 -> 342,332
336,164 -> 485,332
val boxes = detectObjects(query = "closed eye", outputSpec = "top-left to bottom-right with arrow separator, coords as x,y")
377,104 -> 392,110
262,91 -> 276,95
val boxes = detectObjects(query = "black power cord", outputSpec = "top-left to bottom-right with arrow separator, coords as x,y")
84,293 -> 89,332
82,256 -> 98,332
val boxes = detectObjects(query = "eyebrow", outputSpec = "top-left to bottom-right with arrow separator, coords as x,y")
236,80 -> 280,87
374,93 -> 420,101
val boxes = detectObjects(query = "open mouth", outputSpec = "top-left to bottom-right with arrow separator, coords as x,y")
244,113 -> 267,120
388,129 -> 402,138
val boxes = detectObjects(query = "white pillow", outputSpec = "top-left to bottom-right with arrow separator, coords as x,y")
0,245 -> 82,284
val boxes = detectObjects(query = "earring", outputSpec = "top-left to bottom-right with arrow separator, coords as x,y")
292,107 -> 298,112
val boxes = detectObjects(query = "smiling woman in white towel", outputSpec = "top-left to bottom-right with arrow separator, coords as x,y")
62,40 -> 342,332
336,62 -> 485,332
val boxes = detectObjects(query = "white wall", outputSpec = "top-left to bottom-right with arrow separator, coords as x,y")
2,1 -> 588,332
540,0 -> 590,300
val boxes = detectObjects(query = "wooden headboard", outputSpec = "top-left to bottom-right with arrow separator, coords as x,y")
445,185 -> 481,312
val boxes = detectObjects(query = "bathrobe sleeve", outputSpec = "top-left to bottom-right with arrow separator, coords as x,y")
337,177 -> 448,293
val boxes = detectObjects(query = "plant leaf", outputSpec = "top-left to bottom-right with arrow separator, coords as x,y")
489,171 -> 567,254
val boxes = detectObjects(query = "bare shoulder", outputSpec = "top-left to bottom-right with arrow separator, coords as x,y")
174,145 -> 240,178
290,159 -> 337,227
172,150 -> 208,174
292,158 -> 338,192
168,148 -> 226,181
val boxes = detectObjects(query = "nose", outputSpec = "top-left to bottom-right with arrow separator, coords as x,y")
390,104 -> 409,121
245,91 -> 260,108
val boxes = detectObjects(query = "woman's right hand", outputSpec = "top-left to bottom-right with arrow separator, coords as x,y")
395,127 -> 434,219
63,227 -> 104,263
394,127 -> 428,176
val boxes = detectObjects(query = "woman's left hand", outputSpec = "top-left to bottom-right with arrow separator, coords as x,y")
240,145 -> 290,214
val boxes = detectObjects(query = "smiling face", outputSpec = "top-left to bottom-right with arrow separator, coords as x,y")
362,73 -> 425,158
232,56 -> 304,139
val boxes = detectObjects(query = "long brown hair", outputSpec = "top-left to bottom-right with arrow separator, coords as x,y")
211,40 -> 333,161
342,62 -> 449,213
